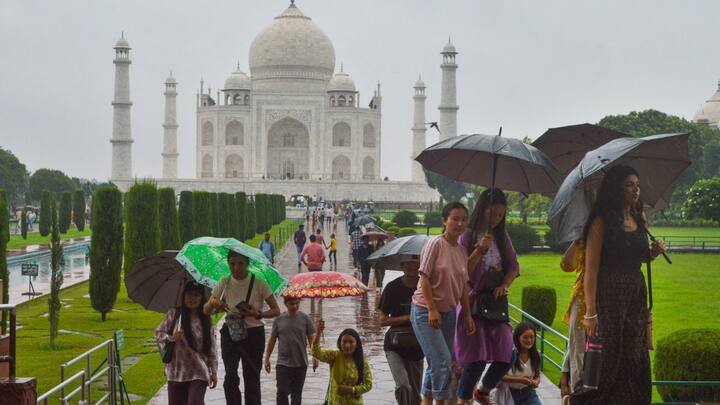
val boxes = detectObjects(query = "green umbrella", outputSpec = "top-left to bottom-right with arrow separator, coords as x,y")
175,237 -> 288,295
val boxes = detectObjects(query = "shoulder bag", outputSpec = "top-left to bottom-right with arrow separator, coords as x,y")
472,266 -> 509,322
158,310 -> 181,363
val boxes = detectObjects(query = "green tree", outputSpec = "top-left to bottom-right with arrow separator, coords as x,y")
89,186 -> 123,320
683,177 -> 720,222
29,168 -> 75,201
424,169 -> 468,203
227,194 -> 238,240
73,189 -> 86,231
255,194 -> 265,234
48,197 -> 64,345
192,192 -> 212,238
158,188 -> 180,250
20,209 -> 27,239
0,190 -> 8,243
39,189 -> 51,236
123,182 -> 160,275
58,191 -> 72,233
235,192 -> 247,241
178,191 -> 194,244
0,191 -> 8,333
246,197 -> 257,241
0,147 -> 28,201
24,191 -> 32,206
393,210 -> 419,227
209,193 -> 219,237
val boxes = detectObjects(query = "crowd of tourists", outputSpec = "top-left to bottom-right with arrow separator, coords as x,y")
155,164 -> 665,405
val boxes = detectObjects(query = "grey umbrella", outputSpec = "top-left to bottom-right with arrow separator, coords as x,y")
548,133 -> 690,245
354,215 -> 375,227
416,133 -> 562,194
366,235 -> 432,270
532,123 -> 628,176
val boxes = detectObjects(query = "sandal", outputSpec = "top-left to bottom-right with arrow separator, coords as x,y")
473,388 -> 497,405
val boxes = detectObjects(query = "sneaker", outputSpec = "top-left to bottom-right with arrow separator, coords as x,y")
473,389 -> 497,405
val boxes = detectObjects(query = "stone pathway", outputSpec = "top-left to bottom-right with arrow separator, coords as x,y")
149,219 -> 561,404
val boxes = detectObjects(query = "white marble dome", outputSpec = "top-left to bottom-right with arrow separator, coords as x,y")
224,68 -> 251,90
115,36 -> 130,49
249,4 -> 335,82
442,39 -> 457,54
328,71 -> 356,92
693,81 -> 720,127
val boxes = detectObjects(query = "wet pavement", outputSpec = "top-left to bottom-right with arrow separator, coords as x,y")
149,219 -> 560,404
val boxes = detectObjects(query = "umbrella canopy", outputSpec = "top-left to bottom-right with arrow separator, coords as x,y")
354,215 -> 375,227
416,133 -> 562,193
532,123 -> 628,176
125,251 -> 210,313
548,133 -> 690,243
364,231 -> 389,241
366,234 -> 431,270
175,237 -> 288,294
283,271 -> 368,298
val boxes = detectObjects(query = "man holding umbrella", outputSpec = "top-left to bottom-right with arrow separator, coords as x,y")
204,250 -> 281,405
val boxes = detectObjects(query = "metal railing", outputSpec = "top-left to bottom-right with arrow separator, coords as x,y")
651,380 -> 720,405
508,303 -> 568,372
0,304 -> 17,377
36,370 -> 86,405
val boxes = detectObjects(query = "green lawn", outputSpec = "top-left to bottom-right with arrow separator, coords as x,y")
12,219 -> 300,404
7,227 -> 92,250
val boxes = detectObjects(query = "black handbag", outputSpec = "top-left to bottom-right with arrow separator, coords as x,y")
388,326 -> 423,360
472,267 -> 509,322
158,311 -> 180,363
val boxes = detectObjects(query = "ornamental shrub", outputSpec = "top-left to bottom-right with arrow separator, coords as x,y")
655,328 -> 720,402
123,182 -> 159,274
192,191 -> 212,238
209,193 -> 219,237
246,197 -> 257,241
387,226 -> 400,234
393,210 -> 419,227
20,209 -> 27,239
0,191 -> 8,331
39,189 -> 51,236
255,194 -> 265,234
89,186 -> 123,320
227,194 -> 238,240
59,191 -> 72,233
235,192 -> 247,241
424,211 -> 442,227
158,188 -> 180,250
521,285 -> 557,327
178,191 -> 193,244
398,227 -> 417,237
506,223 -> 540,254
73,189 -> 86,231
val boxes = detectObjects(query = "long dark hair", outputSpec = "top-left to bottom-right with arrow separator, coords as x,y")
179,282 -> 212,356
466,189 -> 510,271
337,328 -> 365,384
440,201 -> 468,233
513,322 -> 541,378
582,164 -> 645,243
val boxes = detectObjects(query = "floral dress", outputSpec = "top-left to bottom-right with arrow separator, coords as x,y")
312,341 -> 373,405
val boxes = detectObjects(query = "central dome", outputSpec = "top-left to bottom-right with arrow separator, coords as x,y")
249,4 -> 335,82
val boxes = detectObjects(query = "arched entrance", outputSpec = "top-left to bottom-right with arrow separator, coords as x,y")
332,155 -> 351,180
267,117 -> 309,179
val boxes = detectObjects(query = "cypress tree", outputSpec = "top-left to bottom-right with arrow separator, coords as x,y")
254,194 -> 263,234
20,209 -> 28,239
89,186 -> 123,321
59,191 -> 72,233
73,189 -> 86,231
39,190 -> 51,236
0,190 -> 7,244
192,191 -> 212,237
247,196 -> 257,241
0,191 -> 8,333
217,193 -> 228,237
227,194 -> 238,240
123,182 -> 160,275
48,196 -> 63,345
208,193 -> 219,237
178,191 -> 193,244
24,192 -> 32,207
235,192 -> 247,241
158,188 -> 180,250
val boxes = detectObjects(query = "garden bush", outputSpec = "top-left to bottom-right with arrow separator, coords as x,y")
58,191 -> 72,233
73,189 -> 86,231
655,328 -> 720,403
387,226 -> 400,234
89,186 -> 123,320
393,210 -> 419,227
521,285 -> 557,327
192,191 -> 212,238
39,189 -> 51,236
398,227 -> 417,237
246,197 -> 257,241
178,191 -> 193,244
506,223 -> 540,254
235,192 -> 247,241
123,182 -> 159,274
424,211 -> 442,227
158,188 -> 180,250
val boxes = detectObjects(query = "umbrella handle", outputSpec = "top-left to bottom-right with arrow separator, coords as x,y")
641,225 -> 672,265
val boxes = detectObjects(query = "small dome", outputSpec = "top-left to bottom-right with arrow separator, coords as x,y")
224,69 -> 251,90
442,38 -> 457,54
693,81 -> 720,127
115,35 -> 130,49
165,75 -> 177,84
328,71 -> 356,92
414,76 -> 426,88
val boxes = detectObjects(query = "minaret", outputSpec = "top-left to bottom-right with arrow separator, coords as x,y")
438,37 -> 459,140
162,73 -> 179,179
111,33 -> 133,180
412,76 -> 427,183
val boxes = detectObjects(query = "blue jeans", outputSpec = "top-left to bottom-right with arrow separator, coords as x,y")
456,361 -> 511,399
410,303 -> 457,400
295,245 -> 303,261
510,387 -> 541,405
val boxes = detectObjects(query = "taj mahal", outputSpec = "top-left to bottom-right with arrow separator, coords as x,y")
109,2 -> 460,202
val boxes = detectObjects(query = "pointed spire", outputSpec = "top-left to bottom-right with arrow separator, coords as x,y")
340,63 -> 344,73
121,31 -> 125,39
237,60 -> 240,70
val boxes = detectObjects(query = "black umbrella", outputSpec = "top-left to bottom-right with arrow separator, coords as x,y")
125,251 -> 209,313
548,133 -> 690,246
532,123 -> 628,176
366,235 -> 431,270
354,215 -> 375,227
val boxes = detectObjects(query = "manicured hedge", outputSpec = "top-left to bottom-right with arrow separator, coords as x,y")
398,227 -> 417,237
58,191 -> 72,234
521,285 -> 557,327
506,223 -> 540,254
192,191 -> 212,238
90,186 -> 123,320
424,211 -> 442,227
235,192 -> 247,241
246,197 -> 257,241
39,189 -> 51,237
158,188 -> 180,250
393,210 -> 419,227
178,191 -> 193,244
123,182 -> 160,274
73,189 -> 86,231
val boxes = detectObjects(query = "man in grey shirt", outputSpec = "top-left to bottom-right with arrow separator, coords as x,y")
264,296 -> 317,405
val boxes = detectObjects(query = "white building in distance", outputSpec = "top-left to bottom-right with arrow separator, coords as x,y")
693,79 -> 720,129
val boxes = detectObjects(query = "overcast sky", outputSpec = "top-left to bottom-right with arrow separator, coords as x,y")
1,0 -> 718,182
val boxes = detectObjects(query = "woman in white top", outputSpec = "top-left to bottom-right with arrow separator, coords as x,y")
502,322 -> 542,405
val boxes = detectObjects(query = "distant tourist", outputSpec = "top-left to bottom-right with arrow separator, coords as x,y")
312,319 -> 373,404
155,282 -> 218,405
293,224 -> 307,269
501,322 -> 542,405
258,232 -> 276,264
315,228 -> 328,249
372,238 -> 386,290
356,235 -> 374,286
560,239 -> 586,397
300,234 -> 326,272
264,296 -> 317,405
350,226 -> 362,268
328,233 -> 338,269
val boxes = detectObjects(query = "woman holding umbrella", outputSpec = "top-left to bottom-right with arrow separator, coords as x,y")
455,189 -> 520,405
581,165 -> 665,404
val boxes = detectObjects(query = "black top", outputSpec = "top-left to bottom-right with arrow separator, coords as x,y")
357,244 -> 374,264
599,226 -> 649,274
379,276 -> 423,360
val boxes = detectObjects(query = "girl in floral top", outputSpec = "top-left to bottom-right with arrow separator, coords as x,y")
312,319 -> 373,404
156,282 -> 218,405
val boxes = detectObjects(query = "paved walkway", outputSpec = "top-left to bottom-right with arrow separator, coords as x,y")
149,219 -> 560,404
